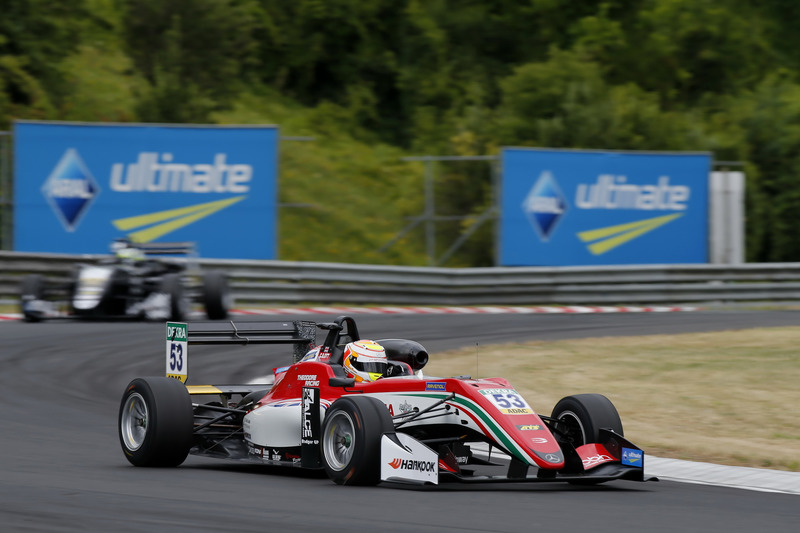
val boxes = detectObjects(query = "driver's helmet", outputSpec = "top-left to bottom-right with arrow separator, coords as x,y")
111,238 -> 144,261
342,340 -> 388,383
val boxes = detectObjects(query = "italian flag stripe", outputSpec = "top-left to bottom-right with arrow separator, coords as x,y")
404,392 -> 534,463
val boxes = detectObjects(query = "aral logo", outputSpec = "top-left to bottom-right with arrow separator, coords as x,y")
41,149 -> 99,231
522,171 -> 567,241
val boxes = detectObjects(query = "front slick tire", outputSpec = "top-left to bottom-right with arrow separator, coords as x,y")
321,396 -> 394,486
552,394 -> 623,486
551,393 -> 623,446
119,377 -> 193,467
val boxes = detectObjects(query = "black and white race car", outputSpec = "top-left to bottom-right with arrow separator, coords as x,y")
20,240 -> 230,322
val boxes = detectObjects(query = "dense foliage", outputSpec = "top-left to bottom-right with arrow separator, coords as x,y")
3,0 -> 800,264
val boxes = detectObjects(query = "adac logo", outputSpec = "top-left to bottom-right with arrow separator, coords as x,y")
41,149 -> 100,231
521,171 -> 567,241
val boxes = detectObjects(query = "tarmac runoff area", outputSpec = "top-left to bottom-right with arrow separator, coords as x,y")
645,456 -> 800,495
4,306 -> 798,494
470,444 -> 800,495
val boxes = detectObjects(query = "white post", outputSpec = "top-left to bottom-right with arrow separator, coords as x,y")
709,170 -> 745,264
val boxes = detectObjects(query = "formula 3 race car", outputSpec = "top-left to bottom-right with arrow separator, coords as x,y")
20,241 -> 230,322
118,316 -> 657,486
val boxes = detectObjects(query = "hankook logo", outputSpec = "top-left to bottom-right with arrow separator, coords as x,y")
388,458 -> 436,472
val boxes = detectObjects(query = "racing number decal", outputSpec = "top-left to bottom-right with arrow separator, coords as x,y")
491,393 -> 526,409
166,322 -> 188,382
480,389 -> 533,415
169,343 -> 184,372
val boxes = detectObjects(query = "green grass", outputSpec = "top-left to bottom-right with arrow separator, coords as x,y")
425,326 -> 800,471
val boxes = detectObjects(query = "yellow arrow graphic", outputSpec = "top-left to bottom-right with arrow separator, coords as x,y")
112,196 -> 246,243
577,213 -> 683,255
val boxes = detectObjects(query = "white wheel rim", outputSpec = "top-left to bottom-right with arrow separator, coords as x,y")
121,392 -> 148,451
323,411 -> 355,471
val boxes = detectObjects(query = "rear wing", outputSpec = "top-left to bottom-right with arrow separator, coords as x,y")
189,320 -> 316,360
166,320 -> 317,382
137,241 -> 197,256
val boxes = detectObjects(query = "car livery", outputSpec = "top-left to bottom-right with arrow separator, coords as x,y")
118,316 -> 657,486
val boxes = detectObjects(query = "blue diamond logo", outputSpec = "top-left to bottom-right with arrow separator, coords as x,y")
41,149 -> 99,231
521,171 -> 568,241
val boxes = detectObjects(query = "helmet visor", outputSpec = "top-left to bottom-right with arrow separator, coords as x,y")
352,360 -> 388,376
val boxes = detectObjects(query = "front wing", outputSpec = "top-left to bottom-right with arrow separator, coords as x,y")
379,428 -> 657,485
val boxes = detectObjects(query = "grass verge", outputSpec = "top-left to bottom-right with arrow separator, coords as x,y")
424,327 -> 800,471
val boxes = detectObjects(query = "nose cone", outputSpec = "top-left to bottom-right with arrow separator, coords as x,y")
532,448 -> 564,469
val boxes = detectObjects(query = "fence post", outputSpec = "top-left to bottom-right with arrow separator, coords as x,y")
0,131 -> 11,251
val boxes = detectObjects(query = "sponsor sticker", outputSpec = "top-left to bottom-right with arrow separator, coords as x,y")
425,382 -> 447,392
480,388 -> 533,415
317,346 -> 332,362
582,454 -> 615,468
165,322 -> 188,382
297,374 -> 320,387
388,458 -> 437,473
301,388 -> 319,444
516,424 -> 543,431
380,433 -> 439,484
621,447 -> 643,467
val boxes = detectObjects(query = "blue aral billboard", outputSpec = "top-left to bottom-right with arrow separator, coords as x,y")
500,148 -> 711,266
13,121 -> 278,259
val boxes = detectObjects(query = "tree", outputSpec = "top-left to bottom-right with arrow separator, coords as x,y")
618,0 -> 773,107
0,0 -> 86,126
119,0 -> 262,122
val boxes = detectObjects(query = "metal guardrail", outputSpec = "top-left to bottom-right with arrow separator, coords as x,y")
4,250 -> 800,307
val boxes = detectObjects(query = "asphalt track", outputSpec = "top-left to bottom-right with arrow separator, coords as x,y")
2,309 -> 799,532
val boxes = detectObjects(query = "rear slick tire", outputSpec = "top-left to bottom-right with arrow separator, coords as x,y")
202,271 -> 230,320
20,274 -> 45,322
118,377 -> 193,467
159,274 -> 188,322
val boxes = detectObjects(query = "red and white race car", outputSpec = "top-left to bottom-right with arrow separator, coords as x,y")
118,316 -> 656,486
